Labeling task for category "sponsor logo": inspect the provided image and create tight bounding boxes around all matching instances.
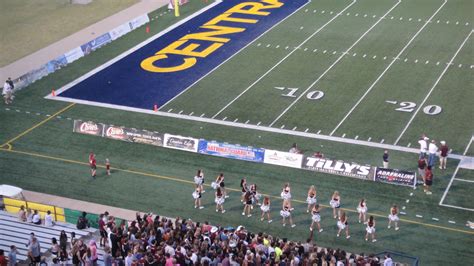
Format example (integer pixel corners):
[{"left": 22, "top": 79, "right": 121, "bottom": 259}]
[
  {"left": 198, "top": 141, "right": 264, "bottom": 162},
  {"left": 375, "top": 168, "right": 415, "bottom": 187},
  {"left": 79, "top": 122, "right": 101, "bottom": 135},
  {"left": 167, "top": 137, "right": 195, "bottom": 148},
  {"left": 105, "top": 126, "right": 126, "bottom": 139},
  {"left": 263, "top": 149, "right": 303, "bottom": 168},
  {"left": 304, "top": 157, "right": 371, "bottom": 179}
]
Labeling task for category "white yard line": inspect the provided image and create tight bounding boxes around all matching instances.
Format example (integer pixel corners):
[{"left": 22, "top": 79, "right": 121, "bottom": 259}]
[
  {"left": 439, "top": 136, "right": 473, "bottom": 210},
  {"left": 329, "top": 0, "right": 448, "bottom": 136},
  {"left": 438, "top": 204, "right": 474, "bottom": 212},
  {"left": 49, "top": 94, "right": 471, "bottom": 162},
  {"left": 211, "top": 0, "right": 357, "bottom": 119},
  {"left": 394, "top": 30, "right": 473, "bottom": 145},
  {"left": 159, "top": 0, "right": 312, "bottom": 110},
  {"left": 453, "top": 178, "right": 474, "bottom": 183},
  {"left": 269, "top": 0, "right": 402, "bottom": 127}
]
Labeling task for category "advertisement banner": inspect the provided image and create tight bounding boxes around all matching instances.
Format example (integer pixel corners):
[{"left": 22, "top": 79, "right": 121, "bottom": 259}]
[
  {"left": 80, "top": 33, "right": 112, "bottom": 55},
  {"left": 303, "top": 157, "right": 372, "bottom": 180},
  {"left": 198, "top": 140, "right": 264, "bottom": 162},
  {"left": 73, "top": 120, "right": 104, "bottom": 137},
  {"left": 129, "top": 14, "right": 149, "bottom": 30},
  {"left": 263, "top": 150, "right": 303, "bottom": 169},
  {"left": 109, "top": 23, "right": 132, "bottom": 40},
  {"left": 103, "top": 125, "right": 163, "bottom": 146},
  {"left": 64, "top": 47, "right": 85, "bottom": 64},
  {"left": 164, "top": 134, "right": 198, "bottom": 152},
  {"left": 46, "top": 55, "right": 68, "bottom": 73},
  {"left": 374, "top": 168, "right": 416, "bottom": 188}
]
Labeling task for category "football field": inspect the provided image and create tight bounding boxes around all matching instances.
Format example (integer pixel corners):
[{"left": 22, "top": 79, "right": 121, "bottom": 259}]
[{"left": 1, "top": 0, "right": 473, "bottom": 265}]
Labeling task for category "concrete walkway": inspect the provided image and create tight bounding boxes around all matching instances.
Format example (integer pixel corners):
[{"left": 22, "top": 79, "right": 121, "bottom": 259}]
[
  {"left": 22, "top": 190, "right": 139, "bottom": 221},
  {"left": 0, "top": 0, "right": 169, "bottom": 82}
]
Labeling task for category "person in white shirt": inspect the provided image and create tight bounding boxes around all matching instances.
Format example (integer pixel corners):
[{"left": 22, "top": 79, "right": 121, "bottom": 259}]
[
  {"left": 44, "top": 210, "right": 55, "bottom": 227},
  {"left": 383, "top": 254, "right": 393, "bottom": 266},
  {"left": 32, "top": 210, "right": 41, "bottom": 225},
  {"left": 428, "top": 140, "right": 438, "bottom": 167},
  {"left": 418, "top": 136, "right": 429, "bottom": 158}
]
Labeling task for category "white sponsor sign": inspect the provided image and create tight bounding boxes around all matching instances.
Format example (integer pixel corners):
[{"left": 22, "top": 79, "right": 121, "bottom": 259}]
[
  {"left": 163, "top": 134, "right": 198, "bottom": 152},
  {"left": 263, "top": 150, "right": 303, "bottom": 168},
  {"left": 303, "top": 157, "right": 372, "bottom": 179},
  {"left": 109, "top": 23, "right": 132, "bottom": 40},
  {"left": 64, "top": 47, "right": 85, "bottom": 64},
  {"left": 129, "top": 14, "right": 150, "bottom": 30}
]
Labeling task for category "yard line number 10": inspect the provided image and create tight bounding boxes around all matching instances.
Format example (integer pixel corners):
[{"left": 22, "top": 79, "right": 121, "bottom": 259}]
[{"left": 275, "top": 87, "right": 325, "bottom": 100}]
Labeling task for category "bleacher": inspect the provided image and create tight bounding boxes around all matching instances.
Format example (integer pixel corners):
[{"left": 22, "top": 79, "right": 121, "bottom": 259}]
[{"left": 0, "top": 210, "right": 97, "bottom": 263}]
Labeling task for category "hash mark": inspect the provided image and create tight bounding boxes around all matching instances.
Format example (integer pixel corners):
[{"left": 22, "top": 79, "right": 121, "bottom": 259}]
[
  {"left": 346, "top": 12, "right": 350, "bottom": 16},
  {"left": 380, "top": 139, "right": 384, "bottom": 144},
  {"left": 400, "top": 211, "right": 406, "bottom": 215},
  {"left": 373, "top": 55, "right": 377, "bottom": 59},
  {"left": 280, "top": 125, "right": 285, "bottom": 129},
  {"left": 178, "top": 110, "right": 183, "bottom": 114},
  {"left": 323, "top": 50, "right": 327, "bottom": 53},
  {"left": 233, "top": 118, "right": 238, "bottom": 122},
  {"left": 407, "top": 143, "right": 411, "bottom": 147},
  {"left": 418, "top": 18, "right": 421, "bottom": 22},
  {"left": 299, "top": 26, "right": 304, "bottom": 30},
  {"left": 458, "top": 64, "right": 462, "bottom": 68},
  {"left": 332, "top": 51, "right": 337, "bottom": 54},
  {"left": 168, "top": 108, "right": 173, "bottom": 112},
  {"left": 266, "top": 44, "right": 271, "bottom": 47},
  {"left": 313, "top": 49, "right": 318, "bottom": 52},
  {"left": 5, "top": 108, "right": 10, "bottom": 111},
  {"left": 383, "top": 56, "right": 387, "bottom": 60},
  {"left": 285, "top": 46, "right": 289, "bottom": 49},
  {"left": 416, "top": 214, "right": 423, "bottom": 218},
  {"left": 222, "top": 116, "right": 227, "bottom": 121},
  {"left": 25, "top": 111, "right": 30, "bottom": 114},
  {"left": 446, "top": 21, "right": 449, "bottom": 24},
  {"left": 466, "top": 22, "right": 469, "bottom": 26},
  {"left": 313, "top": 9, "right": 317, "bottom": 13},
  {"left": 456, "top": 21, "right": 459, "bottom": 25},
  {"left": 432, "top": 218, "right": 439, "bottom": 221},
  {"left": 390, "top": 16, "right": 394, "bottom": 20},
  {"left": 448, "top": 220, "right": 456, "bottom": 224},
  {"left": 276, "top": 45, "right": 280, "bottom": 48},
  {"left": 305, "top": 128, "right": 309, "bottom": 132},
  {"left": 364, "top": 14, "right": 367, "bottom": 17},
  {"left": 404, "top": 58, "right": 408, "bottom": 62},
  {"left": 368, "top": 137, "right": 372, "bottom": 141},
  {"left": 304, "top": 9, "right": 308, "bottom": 12},
  {"left": 353, "top": 53, "right": 357, "bottom": 56},
  {"left": 200, "top": 113, "right": 205, "bottom": 117},
  {"left": 341, "top": 133, "right": 346, "bottom": 138},
  {"left": 414, "top": 59, "right": 418, "bottom": 63},
  {"left": 436, "top": 20, "right": 440, "bottom": 23},
  {"left": 330, "top": 11, "right": 333, "bottom": 14},
  {"left": 304, "top": 48, "right": 308, "bottom": 51},
  {"left": 317, "top": 130, "right": 321, "bottom": 134},
  {"left": 436, "top": 61, "right": 440, "bottom": 65},
  {"left": 425, "top": 60, "right": 429, "bottom": 64},
  {"left": 257, "top": 121, "right": 261, "bottom": 126},
  {"left": 409, "top": 18, "right": 412, "bottom": 21},
  {"left": 363, "top": 54, "right": 367, "bottom": 58},
  {"left": 321, "top": 10, "right": 325, "bottom": 14},
  {"left": 399, "top": 17, "right": 403, "bottom": 20},
  {"left": 355, "top": 135, "right": 359, "bottom": 140},
  {"left": 16, "top": 109, "right": 20, "bottom": 112},
  {"left": 46, "top": 114, "right": 51, "bottom": 117},
  {"left": 257, "top": 43, "right": 261, "bottom": 46},
  {"left": 189, "top": 112, "right": 194, "bottom": 116},
  {"left": 373, "top": 15, "right": 377, "bottom": 18},
  {"left": 56, "top": 116, "right": 62, "bottom": 119},
  {"left": 67, "top": 118, "right": 72, "bottom": 120},
  {"left": 292, "top": 126, "right": 297, "bottom": 131},
  {"left": 245, "top": 120, "right": 250, "bottom": 124},
  {"left": 355, "top": 13, "right": 358, "bottom": 17}
]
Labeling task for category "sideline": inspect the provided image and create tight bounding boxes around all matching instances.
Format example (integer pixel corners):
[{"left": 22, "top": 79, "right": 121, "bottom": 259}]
[
  {"left": 1, "top": 147, "right": 473, "bottom": 235},
  {"left": 1, "top": 103, "right": 75, "bottom": 148}
]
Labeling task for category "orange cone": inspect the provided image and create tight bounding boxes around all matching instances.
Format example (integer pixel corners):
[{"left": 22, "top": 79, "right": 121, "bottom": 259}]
[
  {"left": 52, "top": 89, "right": 56, "bottom": 97},
  {"left": 146, "top": 25, "right": 150, "bottom": 33},
  {"left": 154, "top": 104, "right": 158, "bottom": 112}
]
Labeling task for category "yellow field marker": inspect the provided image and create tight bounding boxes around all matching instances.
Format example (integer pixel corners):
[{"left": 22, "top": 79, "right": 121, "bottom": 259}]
[
  {"left": 1, "top": 103, "right": 75, "bottom": 147},
  {"left": 0, "top": 147, "right": 473, "bottom": 235}
]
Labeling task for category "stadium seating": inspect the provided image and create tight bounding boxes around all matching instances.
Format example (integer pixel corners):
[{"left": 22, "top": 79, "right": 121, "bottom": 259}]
[{"left": 0, "top": 210, "right": 96, "bottom": 263}]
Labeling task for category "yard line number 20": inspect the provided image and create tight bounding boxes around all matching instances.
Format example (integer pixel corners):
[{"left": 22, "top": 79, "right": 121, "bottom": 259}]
[{"left": 387, "top": 101, "right": 442, "bottom": 115}]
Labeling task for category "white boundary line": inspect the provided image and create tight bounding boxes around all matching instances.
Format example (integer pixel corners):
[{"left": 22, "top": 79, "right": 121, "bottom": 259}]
[
  {"left": 453, "top": 178, "right": 474, "bottom": 183},
  {"left": 394, "top": 29, "right": 474, "bottom": 144},
  {"left": 269, "top": 0, "right": 402, "bottom": 126},
  {"left": 47, "top": 94, "right": 472, "bottom": 162},
  {"left": 439, "top": 136, "right": 473, "bottom": 211},
  {"left": 329, "top": 0, "right": 448, "bottom": 136},
  {"left": 159, "top": 0, "right": 312, "bottom": 110},
  {"left": 211, "top": 0, "right": 358, "bottom": 119},
  {"left": 45, "top": 0, "right": 222, "bottom": 97}
]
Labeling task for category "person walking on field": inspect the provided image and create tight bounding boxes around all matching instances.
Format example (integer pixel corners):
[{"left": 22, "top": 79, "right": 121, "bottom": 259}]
[
  {"left": 439, "top": 141, "right": 449, "bottom": 170},
  {"left": 2, "top": 78, "right": 14, "bottom": 105},
  {"left": 428, "top": 140, "right": 438, "bottom": 167},
  {"left": 89, "top": 153, "right": 96, "bottom": 178},
  {"left": 382, "top": 150, "right": 389, "bottom": 168}
]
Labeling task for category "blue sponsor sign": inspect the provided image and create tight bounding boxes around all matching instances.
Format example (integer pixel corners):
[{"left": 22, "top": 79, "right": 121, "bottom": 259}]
[
  {"left": 198, "top": 140, "right": 264, "bottom": 162},
  {"left": 58, "top": 0, "right": 309, "bottom": 109},
  {"left": 80, "top": 32, "right": 112, "bottom": 55},
  {"left": 46, "top": 55, "right": 68, "bottom": 73}
]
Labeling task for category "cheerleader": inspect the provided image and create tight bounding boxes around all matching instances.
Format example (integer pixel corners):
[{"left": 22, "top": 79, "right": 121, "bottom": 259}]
[
  {"left": 306, "top": 185, "right": 317, "bottom": 213},
  {"left": 194, "top": 169, "right": 205, "bottom": 193},
  {"left": 365, "top": 216, "right": 376, "bottom": 242},
  {"left": 242, "top": 191, "right": 253, "bottom": 217},
  {"left": 329, "top": 191, "right": 341, "bottom": 219},
  {"left": 250, "top": 184, "right": 261, "bottom": 208},
  {"left": 280, "top": 201, "right": 295, "bottom": 228},
  {"left": 217, "top": 173, "right": 228, "bottom": 198},
  {"left": 336, "top": 211, "right": 350, "bottom": 239},
  {"left": 388, "top": 205, "right": 400, "bottom": 230},
  {"left": 310, "top": 204, "right": 323, "bottom": 233},
  {"left": 240, "top": 177, "right": 248, "bottom": 202},
  {"left": 215, "top": 187, "right": 225, "bottom": 213},
  {"left": 260, "top": 197, "right": 272, "bottom": 223},
  {"left": 192, "top": 187, "right": 204, "bottom": 209},
  {"left": 357, "top": 199, "right": 368, "bottom": 224},
  {"left": 281, "top": 183, "right": 292, "bottom": 210}
]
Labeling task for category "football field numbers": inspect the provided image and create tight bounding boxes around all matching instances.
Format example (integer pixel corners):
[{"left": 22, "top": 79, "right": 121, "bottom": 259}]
[
  {"left": 276, "top": 87, "right": 325, "bottom": 101},
  {"left": 386, "top": 100, "right": 442, "bottom": 115}
]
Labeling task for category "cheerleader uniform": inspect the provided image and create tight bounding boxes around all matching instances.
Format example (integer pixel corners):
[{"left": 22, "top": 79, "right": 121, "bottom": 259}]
[
  {"left": 280, "top": 206, "right": 291, "bottom": 218},
  {"left": 311, "top": 210, "right": 321, "bottom": 223},
  {"left": 306, "top": 194, "right": 317, "bottom": 205},
  {"left": 194, "top": 175, "right": 203, "bottom": 186},
  {"left": 215, "top": 195, "right": 225, "bottom": 205},
  {"left": 388, "top": 208, "right": 399, "bottom": 222},
  {"left": 357, "top": 202, "right": 367, "bottom": 214},
  {"left": 366, "top": 220, "right": 375, "bottom": 234},
  {"left": 192, "top": 190, "right": 201, "bottom": 199},
  {"left": 281, "top": 189, "right": 292, "bottom": 200},
  {"left": 260, "top": 203, "right": 270, "bottom": 213},
  {"left": 330, "top": 197, "right": 340, "bottom": 208},
  {"left": 337, "top": 218, "right": 347, "bottom": 230}
]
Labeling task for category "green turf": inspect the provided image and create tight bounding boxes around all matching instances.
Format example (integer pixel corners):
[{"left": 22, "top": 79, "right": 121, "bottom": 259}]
[
  {"left": 1, "top": 0, "right": 473, "bottom": 265},
  {"left": 0, "top": 0, "right": 139, "bottom": 67},
  {"left": 443, "top": 179, "right": 474, "bottom": 209}
]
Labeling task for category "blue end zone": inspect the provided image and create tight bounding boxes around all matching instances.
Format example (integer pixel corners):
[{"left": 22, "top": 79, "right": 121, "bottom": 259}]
[{"left": 58, "top": 0, "right": 308, "bottom": 110}]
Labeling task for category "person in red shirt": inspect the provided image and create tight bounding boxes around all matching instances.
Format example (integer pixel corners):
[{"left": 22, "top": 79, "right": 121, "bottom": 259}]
[
  {"left": 439, "top": 141, "right": 449, "bottom": 170},
  {"left": 424, "top": 166, "right": 433, "bottom": 195},
  {"left": 89, "top": 153, "right": 96, "bottom": 178},
  {"left": 105, "top": 158, "right": 111, "bottom": 175},
  {"left": 418, "top": 156, "right": 427, "bottom": 184}
]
